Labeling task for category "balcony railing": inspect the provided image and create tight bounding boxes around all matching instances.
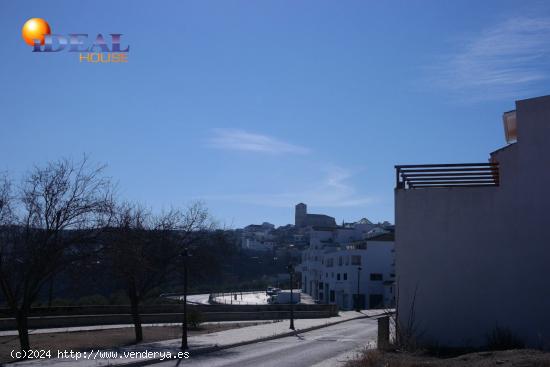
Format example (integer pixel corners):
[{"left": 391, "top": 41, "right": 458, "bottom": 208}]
[{"left": 395, "top": 163, "right": 499, "bottom": 189}]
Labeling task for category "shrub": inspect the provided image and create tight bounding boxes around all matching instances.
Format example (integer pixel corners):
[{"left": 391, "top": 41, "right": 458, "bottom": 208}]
[
  {"left": 76, "top": 294, "right": 110, "bottom": 306},
  {"left": 109, "top": 290, "right": 130, "bottom": 305},
  {"left": 344, "top": 349, "right": 406, "bottom": 367},
  {"left": 51, "top": 298, "right": 74, "bottom": 306},
  {"left": 187, "top": 309, "right": 203, "bottom": 330},
  {"left": 486, "top": 326, "right": 525, "bottom": 350}
]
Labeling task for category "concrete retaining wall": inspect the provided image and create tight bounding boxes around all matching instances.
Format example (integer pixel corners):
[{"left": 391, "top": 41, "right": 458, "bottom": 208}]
[{"left": 0, "top": 304, "right": 338, "bottom": 330}]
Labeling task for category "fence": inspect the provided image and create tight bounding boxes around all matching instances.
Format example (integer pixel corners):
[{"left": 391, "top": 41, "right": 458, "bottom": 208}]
[{"left": 395, "top": 163, "right": 499, "bottom": 189}]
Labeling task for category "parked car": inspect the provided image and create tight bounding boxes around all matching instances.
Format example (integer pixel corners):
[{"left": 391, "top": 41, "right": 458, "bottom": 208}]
[
  {"left": 266, "top": 287, "right": 281, "bottom": 296},
  {"left": 268, "top": 291, "right": 300, "bottom": 304}
]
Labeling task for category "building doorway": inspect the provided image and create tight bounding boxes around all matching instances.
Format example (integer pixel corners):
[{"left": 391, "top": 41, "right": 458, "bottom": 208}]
[
  {"left": 369, "top": 294, "right": 384, "bottom": 309},
  {"left": 353, "top": 294, "right": 365, "bottom": 309}
]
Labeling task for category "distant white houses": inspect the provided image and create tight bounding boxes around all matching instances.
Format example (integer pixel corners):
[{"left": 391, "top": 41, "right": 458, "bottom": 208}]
[
  {"left": 239, "top": 203, "right": 337, "bottom": 252},
  {"left": 298, "top": 220, "right": 395, "bottom": 310},
  {"left": 241, "top": 222, "right": 276, "bottom": 252},
  {"left": 238, "top": 205, "right": 395, "bottom": 311},
  {"left": 396, "top": 95, "right": 550, "bottom": 349}
]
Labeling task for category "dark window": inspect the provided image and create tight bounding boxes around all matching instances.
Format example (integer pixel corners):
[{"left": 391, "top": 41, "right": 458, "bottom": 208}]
[
  {"left": 343, "top": 273, "right": 347, "bottom": 280},
  {"left": 370, "top": 273, "right": 383, "bottom": 281},
  {"left": 337, "top": 273, "right": 341, "bottom": 280},
  {"left": 330, "top": 290, "right": 335, "bottom": 302}
]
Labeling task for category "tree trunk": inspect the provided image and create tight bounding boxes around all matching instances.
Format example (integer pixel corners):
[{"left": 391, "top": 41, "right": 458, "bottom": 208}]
[
  {"left": 47, "top": 276, "right": 54, "bottom": 308},
  {"left": 16, "top": 308, "right": 30, "bottom": 356},
  {"left": 129, "top": 286, "right": 143, "bottom": 342}
]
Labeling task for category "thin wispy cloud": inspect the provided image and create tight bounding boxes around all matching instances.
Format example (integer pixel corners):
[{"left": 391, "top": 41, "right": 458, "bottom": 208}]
[
  {"left": 201, "top": 166, "right": 374, "bottom": 208},
  {"left": 431, "top": 16, "right": 550, "bottom": 101},
  {"left": 208, "top": 129, "right": 309, "bottom": 155}
]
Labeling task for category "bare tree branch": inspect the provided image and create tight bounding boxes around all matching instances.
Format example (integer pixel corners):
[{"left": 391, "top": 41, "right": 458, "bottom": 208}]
[{"left": 0, "top": 157, "right": 114, "bottom": 355}]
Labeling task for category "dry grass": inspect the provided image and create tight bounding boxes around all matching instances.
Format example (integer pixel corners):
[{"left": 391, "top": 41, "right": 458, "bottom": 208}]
[
  {"left": 345, "top": 349, "right": 550, "bottom": 367},
  {"left": 0, "top": 322, "right": 266, "bottom": 364}
]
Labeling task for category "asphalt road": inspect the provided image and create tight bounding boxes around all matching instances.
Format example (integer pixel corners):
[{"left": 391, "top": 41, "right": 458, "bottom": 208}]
[
  {"left": 156, "top": 318, "right": 377, "bottom": 367},
  {"left": 185, "top": 294, "right": 211, "bottom": 304}
]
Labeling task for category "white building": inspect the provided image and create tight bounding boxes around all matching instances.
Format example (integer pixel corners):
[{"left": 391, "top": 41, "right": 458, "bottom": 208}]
[
  {"left": 396, "top": 95, "right": 550, "bottom": 349},
  {"left": 299, "top": 222, "right": 395, "bottom": 310},
  {"left": 241, "top": 222, "right": 276, "bottom": 252},
  {"left": 241, "top": 237, "right": 275, "bottom": 252}
]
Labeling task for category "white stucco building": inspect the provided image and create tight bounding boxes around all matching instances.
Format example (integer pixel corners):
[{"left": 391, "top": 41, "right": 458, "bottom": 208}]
[
  {"left": 299, "top": 222, "right": 395, "bottom": 310},
  {"left": 396, "top": 95, "right": 550, "bottom": 349},
  {"left": 241, "top": 222, "right": 276, "bottom": 252}
]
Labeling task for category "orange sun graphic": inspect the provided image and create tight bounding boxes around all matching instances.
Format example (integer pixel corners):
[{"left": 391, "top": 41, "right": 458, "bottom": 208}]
[{"left": 22, "top": 18, "right": 51, "bottom": 46}]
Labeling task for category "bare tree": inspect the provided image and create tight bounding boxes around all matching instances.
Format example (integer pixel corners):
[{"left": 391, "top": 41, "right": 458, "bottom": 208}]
[
  {"left": 108, "top": 203, "right": 158, "bottom": 343},
  {"left": 106, "top": 201, "right": 212, "bottom": 343},
  {"left": 0, "top": 173, "right": 13, "bottom": 225},
  {"left": 176, "top": 201, "right": 214, "bottom": 249},
  {"left": 0, "top": 158, "right": 114, "bottom": 355}
]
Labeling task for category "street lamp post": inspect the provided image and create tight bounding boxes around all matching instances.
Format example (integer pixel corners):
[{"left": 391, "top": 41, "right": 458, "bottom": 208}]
[
  {"left": 355, "top": 266, "right": 362, "bottom": 312},
  {"left": 287, "top": 263, "right": 295, "bottom": 330},
  {"left": 181, "top": 248, "right": 189, "bottom": 350}
]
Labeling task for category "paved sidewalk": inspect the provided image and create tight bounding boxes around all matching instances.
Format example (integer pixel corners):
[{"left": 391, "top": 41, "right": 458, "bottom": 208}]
[
  {"left": 10, "top": 309, "right": 391, "bottom": 367},
  {"left": 0, "top": 321, "right": 269, "bottom": 337}
]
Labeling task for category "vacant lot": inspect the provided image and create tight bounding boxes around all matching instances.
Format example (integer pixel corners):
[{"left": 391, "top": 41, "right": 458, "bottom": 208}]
[
  {"left": 346, "top": 349, "right": 550, "bottom": 367},
  {"left": 1, "top": 322, "right": 265, "bottom": 364}
]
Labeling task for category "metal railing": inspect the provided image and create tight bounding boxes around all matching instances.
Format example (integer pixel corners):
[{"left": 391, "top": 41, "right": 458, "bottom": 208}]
[{"left": 395, "top": 163, "right": 499, "bottom": 189}]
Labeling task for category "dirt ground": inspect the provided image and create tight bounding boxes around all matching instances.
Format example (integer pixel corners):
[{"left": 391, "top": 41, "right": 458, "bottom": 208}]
[
  {"left": 345, "top": 349, "right": 550, "bottom": 367},
  {"left": 0, "top": 322, "right": 266, "bottom": 364}
]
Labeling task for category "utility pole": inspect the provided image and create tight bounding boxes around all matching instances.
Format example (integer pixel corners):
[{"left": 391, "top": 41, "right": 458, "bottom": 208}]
[
  {"left": 181, "top": 247, "right": 189, "bottom": 350},
  {"left": 288, "top": 263, "right": 295, "bottom": 330},
  {"left": 356, "top": 266, "right": 362, "bottom": 312}
]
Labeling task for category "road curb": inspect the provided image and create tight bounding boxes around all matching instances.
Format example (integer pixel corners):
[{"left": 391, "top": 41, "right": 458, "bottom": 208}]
[{"left": 115, "top": 312, "right": 377, "bottom": 367}]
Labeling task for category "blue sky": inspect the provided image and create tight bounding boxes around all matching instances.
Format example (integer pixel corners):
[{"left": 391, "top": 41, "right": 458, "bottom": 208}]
[{"left": 1, "top": 1, "right": 550, "bottom": 227}]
